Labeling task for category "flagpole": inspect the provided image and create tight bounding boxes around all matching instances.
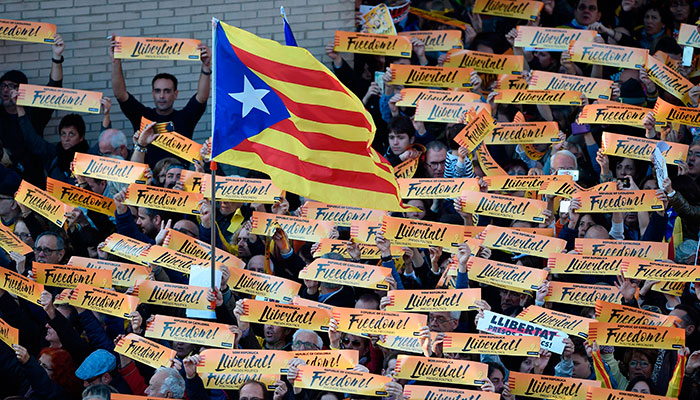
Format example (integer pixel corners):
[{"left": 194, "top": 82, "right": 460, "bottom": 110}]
[{"left": 210, "top": 18, "right": 218, "bottom": 312}]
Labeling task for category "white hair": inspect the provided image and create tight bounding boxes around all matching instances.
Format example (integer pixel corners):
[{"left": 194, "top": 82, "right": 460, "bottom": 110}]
[
  {"left": 156, "top": 367, "right": 185, "bottom": 398},
  {"left": 98, "top": 129, "right": 128, "bottom": 150},
  {"left": 552, "top": 149, "right": 578, "bottom": 170},
  {"left": 293, "top": 329, "right": 323, "bottom": 349},
  {"left": 450, "top": 311, "right": 461, "bottom": 320}
]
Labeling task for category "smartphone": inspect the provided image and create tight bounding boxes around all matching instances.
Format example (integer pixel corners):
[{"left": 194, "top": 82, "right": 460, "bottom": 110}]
[
  {"left": 559, "top": 200, "right": 571, "bottom": 213},
  {"left": 374, "top": 71, "right": 385, "bottom": 95},
  {"left": 683, "top": 46, "right": 693, "bottom": 67},
  {"left": 618, "top": 177, "right": 630, "bottom": 189},
  {"left": 557, "top": 169, "right": 579, "bottom": 182}
]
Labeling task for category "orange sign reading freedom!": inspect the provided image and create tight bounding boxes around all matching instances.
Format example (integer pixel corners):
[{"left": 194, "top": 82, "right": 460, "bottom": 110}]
[
  {"left": 15, "top": 180, "right": 72, "bottom": 228},
  {"left": 69, "top": 283, "right": 138, "bottom": 319},
  {"left": 146, "top": 314, "right": 237, "bottom": 348},
  {"left": 300, "top": 258, "right": 391, "bottom": 290},
  {"left": 0, "top": 19, "right": 56, "bottom": 43},
  {"left": 334, "top": 31, "right": 412, "bottom": 57},
  {"left": 588, "top": 322, "right": 685, "bottom": 349},
  {"left": 115, "top": 333, "right": 176, "bottom": 369},
  {"left": 46, "top": 177, "right": 115, "bottom": 216},
  {"left": 33, "top": 263, "right": 112, "bottom": 289},
  {"left": 17, "top": 84, "right": 102, "bottom": 114},
  {"left": 67, "top": 257, "right": 149, "bottom": 288},
  {"left": 333, "top": 307, "right": 427, "bottom": 336},
  {"left": 124, "top": 184, "right": 203, "bottom": 215}
]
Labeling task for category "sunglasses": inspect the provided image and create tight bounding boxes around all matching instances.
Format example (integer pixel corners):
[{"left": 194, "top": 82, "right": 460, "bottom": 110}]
[{"left": 342, "top": 337, "right": 363, "bottom": 347}]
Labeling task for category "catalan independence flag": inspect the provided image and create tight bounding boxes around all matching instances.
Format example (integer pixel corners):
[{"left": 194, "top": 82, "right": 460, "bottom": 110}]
[{"left": 211, "top": 19, "right": 409, "bottom": 211}]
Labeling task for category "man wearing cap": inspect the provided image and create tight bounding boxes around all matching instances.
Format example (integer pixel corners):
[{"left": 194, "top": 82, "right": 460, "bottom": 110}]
[
  {"left": 0, "top": 34, "right": 65, "bottom": 186},
  {"left": 109, "top": 34, "right": 210, "bottom": 169},
  {"left": 76, "top": 349, "right": 131, "bottom": 394}
]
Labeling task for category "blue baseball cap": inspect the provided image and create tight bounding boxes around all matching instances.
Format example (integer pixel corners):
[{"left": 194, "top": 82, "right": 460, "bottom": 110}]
[{"left": 75, "top": 349, "right": 116, "bottom": 380}]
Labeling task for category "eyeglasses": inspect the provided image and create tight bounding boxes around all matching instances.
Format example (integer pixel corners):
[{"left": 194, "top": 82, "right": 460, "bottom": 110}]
[
  {"left": 629, "top": 360, "right": 650, "bottom": 368},
  {"left": 292, "top": 340, "right": 320, "bottom": 350},
  {"left": 34, "top": 247, "right": 62, "bottom": 255},
  {"left": 578, "top": 3, "right": 597, "bottom": 10},
  {"left": 0, "top": 82, "right": 19, "bottom": 91},
  {"left": 427, "top": 160, "right": 446, "bottom": 169},
  {"left": 15, "top": 232, "right": 31, "bottom": 240},
  {"left": 429, "top": 315, "right": 456, "bottom": 325},
  {"left": 342, "top": 337, "right": 363, "bottom": 347}
]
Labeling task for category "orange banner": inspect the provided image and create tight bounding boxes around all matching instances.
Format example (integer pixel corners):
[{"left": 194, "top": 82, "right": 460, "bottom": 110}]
[
  {"left": 575, "top": 238, "right": 668, "bottom": 260},
  {"left": 394, "top": 355, "right": 488, "bottom": 385},
  {"left": 115, "top": 333, "right": 176, "bottom": 369},
  {"left": 652, "top": 280, "right": 685, "bottom": 296},
  {"left": 333, "top": 307, "right": 427, "bottom": 336},
  {"left": 17, "top": 84, "right": 102, "bottom": 114},
  {"left": 486, "top": 121, "right": 560, "bottom": 144},
  {"left": 113, "top": 36, "right": 201, "bottom": 61},
  {"left": 291, "top": 350, "right": 357, "bottom": 370},
  {"left": 294, "top": 365, "right": 392, "bottom": 396},
  {"left": 312, "top": 238, "right": 402, "bottom": 259},
  {"left": 442, "top": 332, "right": 540, "bottom": 356},
  {"left": 623, "top": 258, "right": 700, "bottom": 282},
  {"left": 494, "top": 89, "right": 583, "bottom": 105},
  {"left": 404, "top": 385, "right": 500, "bottom": 400},
  {"left": 588, "top": 322, "right": 685, "bottom": 349},
  {"left": 0, "top": 317, "right": 18, "bottom": 348},
  {"left": 389, "top": 64, "right": 474, "bottom": 88},
  {"left": 467, "top": 256, "right": 547, "bottom": 293},
  {"left": 240, "top": 299, "right": 331, "bottom": 331},
  {"left": 228, "top": 267, "right": 300, "bottom": 302},
  {"left": 46, "top": 177, "right": 115, "bottom": 216},
  {"left": 476, "top": 144, "right": 507, "bottom": 176},
  {"left": 251, "top": 211, "right": 333, "bottom": 242},
  {"left": 393, "top": 155, "right": 420, "bottom": 179},
  {"left": 381, "top": 215, "right": 466, "bottom": 249},
  {"left": 678, "top": 23, "right": 700, "bottom": 48},
  {"left": 399, "top": 30, "right": 463, "bottom": 51},
  {"left": 508, "top": 371, "right": 600, "bottom": 400},
  {"left": 68, "top": 283, "right": 138, "bottom": 319},
  {"left": 386, "top": 288, "right": 480, "bottom": 312},
  {"left": 0, "top": 19, "right": 55, "bottom": 43},
  {"left": 72, "top": 153, "right": 148, "bottom": 184},
  {"left": 444, "top": 49, "right": 524, "bottom": 75},
  {"left": 200, "top": 176, "right": 282, "bottom": 203},
  {"left": 0, "top": 223, "right": 32, "bottom": 255},
  {"left": 496, "top": 74, "right": 528, "bottom": 90},
  {"left": 574, "top": 190, "right": 664, "bottom": 213},
  {"left": 0, "top": 266, "right": 43, "bottom": 305},
  {"left": 461, "top": 190, "right": 547, "bottom": 223},
  {"left": 33, "top": 262, "right": 112, "bottom": 289},
  {"left": 473, "top": 0, "right": 544, "bottom": 21},
  {"left": 300, "top": 258, "right": 391, "bottom": 290},
  {"left": 601, "top": 131, "right": 688, "bottom": 165},
  {"left": 163, "top": 228, "right": 244, "bottom": 269},
  {"left": 398, "top": 178, "right": 479, "bottom": 199},
  {"left": 134, "top": 280, "right": 210, "bottom": 310},
  {"left": 546, "top": 281, "right": 624, "bottom": 307},
  {"left": 646, "top": 54, "right": 694, "bottom": 106},
  {"left": 547, "top": 254, "right": 624, "bottom": 275},
  {"left": 414, "top": 100, "right": 489, "bottom": 123},
  {"left": 453, "top": 108, "right": 497, "bottom": 151},
  {"left": 515, "top": 26, "right": 595, "bottom": 51},
  {"left": 152, "top": 130, "right": 203, "bottom": 163},
  {"left": 141, "top": 245, "right": 206, "bottom": 274},
  {"left": 350, "top": 221, "right": 382, "bottom": 244},
  {"left": 53, "top": 289, "right": 71, "bottom": 305},
  {"left": 409, "top": 8, "right": 469, "bottom": 30},
  {"left": 479, "top": 225, "right": 566, "bottom": 258},
  {"left": 15, "top": 180, "right": 72, "bottom": 228},
  {"left": 179, "top": 169, "right": 208, "bottom": 192},
  {"left": 577, "top": 103, "right": 659, "bottom": 128},
  {"left": 653, "top": 96, "right": 700, "bottom": 127},
  {"left": 595, "top": 300, "right": 680, "bottom": 327},
  {"left": 198, "top": 349, "right": 292, "bottom": 374},
  {"left": 397, "top": 88, "right": 481, "bottom": 107},
  {"left": 334, "top": 31, "right": 411, "bottom": 57},
  {"left": 300, "top": 201, "right": 387, "bottom": 228},
  {"left": 569, "top": 41, "right": 647, "bottom": 69},
  {"left": 518, "top": 305, "right": 594, "bottom": 339},
  {"left": 484, "top": 175, "right": 560, "bottom": 191},
  {"left": 587, "top": 387, "right": 676, "bottom": 400},
  {"left": 377, "top": 334, "right": 432, "bottom": 354},
  {"left": 529, "top": 70, "right": 612, "bottom": 99},
  {"left": 145, "top": 314, "right": 236, "bottom": 348},
  {"left": 102, "top": 233, "right": 151, "bottom": 265},
  {"left": 199, "top": 373, "right": 279, "bottom": 390},
  {"left": 124, "top": 184, "right": 203, "bottom": 215}
]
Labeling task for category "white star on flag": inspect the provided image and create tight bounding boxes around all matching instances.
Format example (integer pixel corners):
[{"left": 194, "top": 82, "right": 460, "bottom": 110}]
[{"left": 228, "top": 75, "right": 270, "bottom": 118}]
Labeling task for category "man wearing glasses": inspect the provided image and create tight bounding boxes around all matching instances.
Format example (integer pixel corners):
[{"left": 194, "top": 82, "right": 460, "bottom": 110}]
[
  {"left": 421, "top": 141, "right": 448, "bottom": 179},
  {"left": 33, "top": 232, "right": 66, "bottom": 265}
]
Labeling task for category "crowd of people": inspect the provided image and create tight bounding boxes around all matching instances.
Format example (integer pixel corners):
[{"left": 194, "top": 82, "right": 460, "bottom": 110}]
[{"left": 1, "top": 0, "right": 700, "bottom": 399}]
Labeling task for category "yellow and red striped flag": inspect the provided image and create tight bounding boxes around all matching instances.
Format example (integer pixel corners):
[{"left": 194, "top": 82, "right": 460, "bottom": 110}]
[{"left": 211, "top": 19, "right": 410, "bottom": 211}]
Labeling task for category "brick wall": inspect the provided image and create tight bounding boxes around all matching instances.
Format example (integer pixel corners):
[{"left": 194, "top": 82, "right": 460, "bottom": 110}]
[{"left": 0, "top": 0, "right": 355, "bottom": 144}]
